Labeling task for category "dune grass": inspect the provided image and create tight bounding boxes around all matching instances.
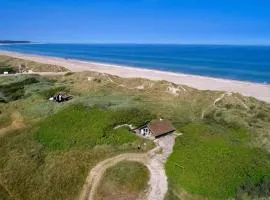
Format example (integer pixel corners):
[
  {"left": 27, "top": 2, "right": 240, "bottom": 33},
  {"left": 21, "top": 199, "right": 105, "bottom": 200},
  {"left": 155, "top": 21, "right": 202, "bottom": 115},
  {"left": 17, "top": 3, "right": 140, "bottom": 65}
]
[
  {"left": 0, "top": 77, "right": 39, "bottom": 103},
  {"left": 166, "top": 123, "right": 270, "bottom": 199},
  {"left": 35, "top": 104, "right": 154, "bottom": 151},
  {"left": 0, "top": 104, "right": 154, "bottom": 200},
  {"left": 0, "top": 112, "right": 11, "bottom": 129},
  {"left": 96, "top": 161, "right": 149, "bottom": 200},
  {"left": 0, "top": 128, "right": 117, "bottom": 200},
  {"left": 0, "top": 55, "right": 68, "bottom": 72}
]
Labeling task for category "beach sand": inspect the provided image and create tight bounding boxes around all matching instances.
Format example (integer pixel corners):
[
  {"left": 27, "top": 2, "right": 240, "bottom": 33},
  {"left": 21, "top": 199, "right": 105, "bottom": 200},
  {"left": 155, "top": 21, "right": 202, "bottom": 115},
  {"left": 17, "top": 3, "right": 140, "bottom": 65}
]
[{"left": 1, "top": 50, "right": 270, "bottom": 103}]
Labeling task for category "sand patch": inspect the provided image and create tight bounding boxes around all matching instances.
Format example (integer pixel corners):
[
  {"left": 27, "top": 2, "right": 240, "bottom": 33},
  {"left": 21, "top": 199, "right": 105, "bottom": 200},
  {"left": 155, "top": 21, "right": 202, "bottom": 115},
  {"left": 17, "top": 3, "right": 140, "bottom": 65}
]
[{"left": 167, "top": 83, "right": 186, "bottom": 96}]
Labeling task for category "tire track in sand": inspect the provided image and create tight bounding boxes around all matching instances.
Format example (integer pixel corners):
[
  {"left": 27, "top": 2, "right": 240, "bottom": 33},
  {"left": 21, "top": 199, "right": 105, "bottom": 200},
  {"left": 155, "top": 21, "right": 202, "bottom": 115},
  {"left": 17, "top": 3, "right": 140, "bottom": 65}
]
[{"left": 78, "top": 135, "right": 176, "bottom": 200}]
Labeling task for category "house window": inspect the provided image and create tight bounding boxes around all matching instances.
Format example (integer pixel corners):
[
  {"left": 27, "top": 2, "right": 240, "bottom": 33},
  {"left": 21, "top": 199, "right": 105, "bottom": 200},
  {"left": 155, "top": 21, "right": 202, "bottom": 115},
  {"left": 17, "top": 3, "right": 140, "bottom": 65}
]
[{"left": 140, "top": 127, "right": 149, "bottom": 136}]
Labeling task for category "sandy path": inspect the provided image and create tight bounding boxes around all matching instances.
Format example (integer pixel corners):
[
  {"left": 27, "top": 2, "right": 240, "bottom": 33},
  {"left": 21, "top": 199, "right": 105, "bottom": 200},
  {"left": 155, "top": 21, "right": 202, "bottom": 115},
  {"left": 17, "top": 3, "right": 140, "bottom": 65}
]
[
  {"left": 78, "top": 135, "right": 176, "bottom": 200},
  {"left": 146, "top": 135, "right": 176, "bottom": 200},
  {"left": 78, "top": 153, "right": 147, "bottom": 200},
  {"left": 1, "top": 51, "right": 270, "bottom": 103}
]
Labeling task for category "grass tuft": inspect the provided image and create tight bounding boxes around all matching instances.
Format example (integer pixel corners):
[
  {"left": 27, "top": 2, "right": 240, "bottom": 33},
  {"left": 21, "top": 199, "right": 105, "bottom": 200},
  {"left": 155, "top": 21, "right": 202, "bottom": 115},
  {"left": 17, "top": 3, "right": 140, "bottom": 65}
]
[
  {"left": 96, "top": 161, "right": 149, "bottom": 200},
  {"left": 0, "top": 77, "right": 39, "bottom": 103}
]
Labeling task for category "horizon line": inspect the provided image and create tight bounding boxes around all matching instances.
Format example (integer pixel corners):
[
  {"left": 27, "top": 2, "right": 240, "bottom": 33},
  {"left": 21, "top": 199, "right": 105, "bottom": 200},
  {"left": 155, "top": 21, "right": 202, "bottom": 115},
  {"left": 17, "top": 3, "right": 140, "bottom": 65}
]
[{"left": 4, "top": 41, "right": 270, "bottom": 47}]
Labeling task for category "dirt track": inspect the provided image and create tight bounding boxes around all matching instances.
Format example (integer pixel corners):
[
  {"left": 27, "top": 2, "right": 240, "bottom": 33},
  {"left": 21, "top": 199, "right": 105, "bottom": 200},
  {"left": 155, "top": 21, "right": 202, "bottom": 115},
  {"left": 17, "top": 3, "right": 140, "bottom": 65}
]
[{"left": 78, "top": 135, "right": 176, "bottom": 200}]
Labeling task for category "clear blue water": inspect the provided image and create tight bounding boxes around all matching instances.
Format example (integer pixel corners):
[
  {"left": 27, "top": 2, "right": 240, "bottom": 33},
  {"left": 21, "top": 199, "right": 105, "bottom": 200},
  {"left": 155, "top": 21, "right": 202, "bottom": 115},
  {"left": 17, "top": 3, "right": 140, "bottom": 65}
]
[{"left": 1, "top": 44, "right": 270, "bottom": 83}]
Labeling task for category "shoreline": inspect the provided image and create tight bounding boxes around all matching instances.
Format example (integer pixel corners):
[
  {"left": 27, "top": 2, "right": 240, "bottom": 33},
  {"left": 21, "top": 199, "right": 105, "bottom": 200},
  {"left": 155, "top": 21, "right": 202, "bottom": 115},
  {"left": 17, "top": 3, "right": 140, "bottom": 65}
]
[{"left": 1, "top": 50, "right": 270, "bottom": 103}]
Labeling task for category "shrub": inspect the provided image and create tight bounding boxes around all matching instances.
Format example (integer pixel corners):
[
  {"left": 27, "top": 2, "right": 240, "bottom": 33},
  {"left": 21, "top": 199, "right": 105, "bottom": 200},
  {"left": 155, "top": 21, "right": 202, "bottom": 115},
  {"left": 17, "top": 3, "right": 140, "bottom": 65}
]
[
  {"left": 40, "top": 86, "right": 67, "bottom": 98},
  {"left": 237, "top": 176, "right": 270, "bottom": 198},
  {"left": 0, "top": 66, "right": 16, "bottom": 74},
  {"left": 0, "top": 77, "right": 39, "bottom": 102},
  {"left": 64, "top": 72, "right": 74, "bottom": 76},
  {"left": 111, "top": 108, "right": 155, "bottom": 127}
]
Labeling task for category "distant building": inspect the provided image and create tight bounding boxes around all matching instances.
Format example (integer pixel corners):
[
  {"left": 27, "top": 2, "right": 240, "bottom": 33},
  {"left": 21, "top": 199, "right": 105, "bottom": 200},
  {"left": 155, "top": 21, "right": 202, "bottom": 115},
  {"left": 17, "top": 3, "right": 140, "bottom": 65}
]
[
  {"left": 49, "top": 92, "right": 72, "bottom": 103},
  {"left": 132, "top": 119, "right": 175, "bottom": 138}
]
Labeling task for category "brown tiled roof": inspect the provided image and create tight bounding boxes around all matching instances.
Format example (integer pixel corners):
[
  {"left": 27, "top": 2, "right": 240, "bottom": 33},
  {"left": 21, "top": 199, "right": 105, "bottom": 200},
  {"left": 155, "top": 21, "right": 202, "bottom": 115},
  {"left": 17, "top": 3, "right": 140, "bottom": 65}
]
[{"left": 147, "top": 119, "right": 175, "bottom": 137}]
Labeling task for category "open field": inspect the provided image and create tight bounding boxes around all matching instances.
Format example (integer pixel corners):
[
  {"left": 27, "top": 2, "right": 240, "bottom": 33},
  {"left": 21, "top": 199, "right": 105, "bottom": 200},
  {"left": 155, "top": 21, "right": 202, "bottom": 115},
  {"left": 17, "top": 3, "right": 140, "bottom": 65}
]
[{"left": 0, "top": 56, "right": 270, "bottom": 199}]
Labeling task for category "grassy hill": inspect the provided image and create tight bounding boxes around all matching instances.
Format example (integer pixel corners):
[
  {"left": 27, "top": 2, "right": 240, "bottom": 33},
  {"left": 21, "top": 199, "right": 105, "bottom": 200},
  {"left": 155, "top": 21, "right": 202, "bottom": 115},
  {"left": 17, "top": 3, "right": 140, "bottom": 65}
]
[{"left": 0, "top": 56, "right": 270, "bottom": 199}]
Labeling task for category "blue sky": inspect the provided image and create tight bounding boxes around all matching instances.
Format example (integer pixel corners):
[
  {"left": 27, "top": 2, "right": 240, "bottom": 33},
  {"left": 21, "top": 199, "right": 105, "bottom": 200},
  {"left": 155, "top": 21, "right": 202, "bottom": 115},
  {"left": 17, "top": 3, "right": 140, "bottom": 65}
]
[{"left": 1, "top": 0, "right": 270, "bottom": 44}]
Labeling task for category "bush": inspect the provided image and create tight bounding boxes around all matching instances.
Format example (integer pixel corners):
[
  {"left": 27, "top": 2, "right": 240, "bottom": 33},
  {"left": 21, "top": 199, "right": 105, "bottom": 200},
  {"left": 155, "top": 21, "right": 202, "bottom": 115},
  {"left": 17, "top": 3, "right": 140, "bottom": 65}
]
[
  {"left": 0, "top": 77, "right": 39, "bottom": 102},
  {"left": 111, "top": 108, "right": 155, "bottom": 127},
  {"left": 40, "top": 86, "right": 67, "bottom": 98},
  {"left": 256, "top": 111, "right": 270, "bottom": 121},
  {"left": 64, "top": 72, "right": 74, "bottom": 76},
  {"left": 0, "top": 66, "right": 16, "bottom": 74},
  {"left": 237, "top": 176, "right": 270, "bottom": 198}
]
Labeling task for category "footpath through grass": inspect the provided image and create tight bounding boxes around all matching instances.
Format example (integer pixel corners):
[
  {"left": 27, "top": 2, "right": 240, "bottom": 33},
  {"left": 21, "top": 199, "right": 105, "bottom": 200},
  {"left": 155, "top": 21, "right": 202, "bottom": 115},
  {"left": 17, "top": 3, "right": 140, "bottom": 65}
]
[
  {"left": 166, "top": 123, "right": 270, "bottom": 199},
  {"left": 96, "top": 161, "right": 149, "bottom": 200}
]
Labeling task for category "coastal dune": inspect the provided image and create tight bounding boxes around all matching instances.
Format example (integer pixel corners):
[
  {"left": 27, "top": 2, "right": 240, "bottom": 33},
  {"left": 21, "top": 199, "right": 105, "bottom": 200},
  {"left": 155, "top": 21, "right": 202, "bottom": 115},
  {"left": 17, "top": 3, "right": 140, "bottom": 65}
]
[{"left": 1, "top": 50, "right": 270, "bottom": 103}]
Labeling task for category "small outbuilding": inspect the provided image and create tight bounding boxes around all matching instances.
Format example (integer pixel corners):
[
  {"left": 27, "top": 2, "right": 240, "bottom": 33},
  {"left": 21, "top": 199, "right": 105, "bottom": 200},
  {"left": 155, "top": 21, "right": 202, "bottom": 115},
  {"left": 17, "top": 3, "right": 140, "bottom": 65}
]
[
  {"left": 49, "top": 92, "right": 72, "bottom": 103},
  {"left": 132, "top": 119, "right": 175, "bottom": 138}
]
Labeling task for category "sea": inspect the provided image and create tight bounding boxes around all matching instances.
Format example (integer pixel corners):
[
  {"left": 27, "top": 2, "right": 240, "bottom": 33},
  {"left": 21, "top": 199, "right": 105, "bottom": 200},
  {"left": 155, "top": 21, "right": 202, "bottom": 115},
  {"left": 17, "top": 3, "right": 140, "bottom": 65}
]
[{"left": 1, "top": 44, "right": 270, "bottom": 83}]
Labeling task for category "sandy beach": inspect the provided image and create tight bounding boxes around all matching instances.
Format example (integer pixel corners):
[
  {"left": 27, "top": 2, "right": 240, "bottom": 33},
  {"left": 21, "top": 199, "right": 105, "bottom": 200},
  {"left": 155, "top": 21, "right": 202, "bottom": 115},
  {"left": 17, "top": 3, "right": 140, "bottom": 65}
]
[{"left": 1, "top": 50, "right": 270, "bottom": 103}]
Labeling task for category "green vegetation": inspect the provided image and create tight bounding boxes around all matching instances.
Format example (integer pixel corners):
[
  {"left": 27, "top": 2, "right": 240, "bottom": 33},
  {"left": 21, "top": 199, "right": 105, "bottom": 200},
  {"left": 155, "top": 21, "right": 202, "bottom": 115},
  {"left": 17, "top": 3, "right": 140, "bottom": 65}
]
[
  {"left": 1, "top": 128, "right": 114, "bottom": 200},
  {"left": 0, "top": 112, "right": 11, "bottom": 129},
  {"left": 236, "top": 176, "right": 270, "bottom": 199},
  {"left": 166, "top": 123, "right": 270, "bottom": 199},
  {"left": 0, "top": 72, "right": 154, "bottom": 200},
  {"left": 0, "top": 55, "right": 68, "bottom": 72},
  {"left": 0, "top": 77, "right": 39, "bottom": 103},
  {"left": 0, "top": 185, "right": 12, "bottom": 200},
  {"left": 96, "top": 161, "right": 149, "bottom": 200},
  {"left": 40, "top": 86, "right": 67, "bottom": 99},
  {"left": 0, "top": 106, "right": 153, "bottom": 200},
  {"left": 64, "top": 72, "right": 74, "bottom": 76},
  {"left": 0, "top": 66, "right": 16, "bottom": 74},
  {"left": 35, "top": 105, "right": 154, "bottom": 151},
  {"left": 1, "top": 56, "right": 270, "bottom": 200},
  {"left": 204, "top": 93, "right": 270, "bottom": 151}
]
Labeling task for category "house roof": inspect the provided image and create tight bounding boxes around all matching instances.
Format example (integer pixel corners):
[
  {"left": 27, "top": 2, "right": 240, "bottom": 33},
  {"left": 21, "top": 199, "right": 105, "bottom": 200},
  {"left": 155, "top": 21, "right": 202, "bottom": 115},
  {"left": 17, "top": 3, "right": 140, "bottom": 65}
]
[{"left": 147, "top": 119, "right": 175, "bottom": 137}]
